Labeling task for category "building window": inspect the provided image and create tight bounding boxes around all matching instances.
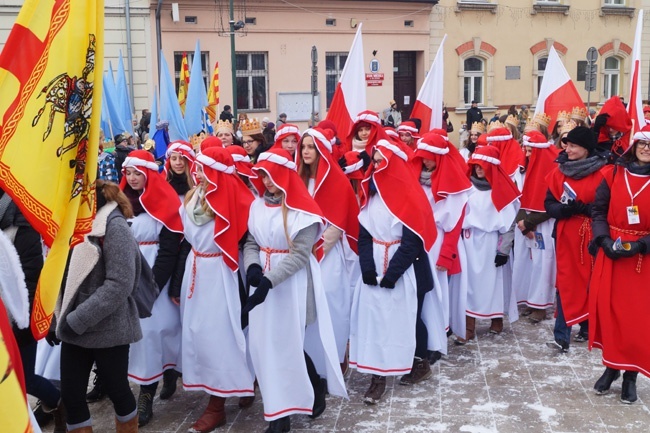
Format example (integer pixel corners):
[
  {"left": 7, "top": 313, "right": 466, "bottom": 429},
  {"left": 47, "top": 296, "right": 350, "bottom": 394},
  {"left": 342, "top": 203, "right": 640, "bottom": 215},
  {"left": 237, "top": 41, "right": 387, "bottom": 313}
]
[
  {"left": 235, "top": 52, "right": 268, "bottom": 111},
  {"left": 326, "top": 52, "right": 347, "bottom": 108},
  {"left": 603, "top": 56, "right": 620, "bottom": 100},
  {"left": 174, "top": 51, "right": 209, "bottom": 92},
  {"left": 604, "top": 0, "right": 625, "bottom": 4},
  {"left": 463, "top": 57, "right": 484, "bottom": 105},
  {"left": 536, "top": 56, "right": 548, "bottom": 96}
]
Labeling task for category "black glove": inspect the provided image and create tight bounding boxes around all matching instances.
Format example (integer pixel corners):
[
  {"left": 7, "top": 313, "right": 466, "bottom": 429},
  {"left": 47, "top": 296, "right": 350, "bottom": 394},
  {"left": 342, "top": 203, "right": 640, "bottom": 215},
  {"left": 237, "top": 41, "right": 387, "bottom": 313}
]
[
  {"left": 358, "top": 151, "right": 371, "bottom": 171},
  {"left": 593, "top": 113, "right": 610, "bottom": 135},
  {"left": 379, "top": 277, "right": 396, "bottom": 289},
  {"left": 246, "top": 264, "right": 264, "bottom": 288},
  {"left": 362, "top": 270, "right": 378, "bottom": 286},
  {"left": 242, "top": 277, "right": 273, "bottom": 314},
  {"left": 600, "top": 237, "right": 620, "bottom": 260},
  {"left": 616, "top": 241, "right": 644, "bottom": 258},
  {"left": 338, "top": 156, "right": 348, "bottom": 171},
  {"left": 494, "top": 253, "right": 509, "bottom": 267},
  {"left": 45, "top": 330, "right": 60, "bottom": 346},
  {"left": 578, "top": 202, "right": 592, "bottom": 217}
]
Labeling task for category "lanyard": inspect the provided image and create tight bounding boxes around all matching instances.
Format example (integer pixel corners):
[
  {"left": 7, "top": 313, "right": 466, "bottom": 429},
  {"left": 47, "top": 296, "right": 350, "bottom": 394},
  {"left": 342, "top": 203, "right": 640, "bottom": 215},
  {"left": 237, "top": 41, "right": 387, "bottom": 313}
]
[{"left": 624, "top": 170, "right": 650, "bottom": 205}]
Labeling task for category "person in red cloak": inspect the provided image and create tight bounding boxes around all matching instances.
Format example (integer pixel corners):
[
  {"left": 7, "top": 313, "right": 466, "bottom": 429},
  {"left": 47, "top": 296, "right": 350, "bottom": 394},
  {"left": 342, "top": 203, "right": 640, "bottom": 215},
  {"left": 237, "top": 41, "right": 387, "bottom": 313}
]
[
  {"left": 271, "top": 123, "right": 301, "bottom": 158},
  {"left": 592, "top": 96, "right": 633, "bottom": 164},
  {"left": 588, "top": 125, "right": 650, "bottom": 404},
  {"left": 544, "top": 126, "right": 607, "bottom": 353}
]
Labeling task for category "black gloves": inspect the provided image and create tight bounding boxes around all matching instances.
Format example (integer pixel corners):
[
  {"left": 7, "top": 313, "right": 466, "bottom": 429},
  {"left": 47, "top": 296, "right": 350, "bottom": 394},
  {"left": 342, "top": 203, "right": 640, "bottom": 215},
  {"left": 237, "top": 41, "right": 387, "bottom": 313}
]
[
  {"left": 494, "top": 253, "right": 509, "bottom": 267},
  {"left": 616, "top": 241, "right": 645, "bottom": 258},
  {"left": 338, "top": 156, "right": 347, "bottom": 171},
  {"left": 246, "top": 264, "right": 264, "bottom": 288},
  {"left": 379, "top": 277, "right": 396, "bottom": 289},
  {"left": 593, "top": 113, "right": 610, "bottom": 135},
  {"left": 565, "top": 200, "right": 590, "bottom": 217},
  {"left": 45, "top": 330, "right": 60, "bottom": 346},
  {"left": 358, "top": 151, "right": 371, "bottom": 171},
  {"left": 598, "top": 237, "right": 646, "bottom": 260},
  {"left": 600, "top": 237, "right": 620, "bottom": 260},
  {"left": 362, "top": 270, "right": 378, "bottom": 286},
  {"left": 242, "top": 277, "right": 273, "bottom": 314}
]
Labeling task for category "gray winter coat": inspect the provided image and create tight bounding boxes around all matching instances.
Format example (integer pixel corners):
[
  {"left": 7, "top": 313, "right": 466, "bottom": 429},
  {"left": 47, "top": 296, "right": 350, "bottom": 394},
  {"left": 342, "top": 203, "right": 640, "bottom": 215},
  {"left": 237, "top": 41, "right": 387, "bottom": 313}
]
[{"left": 55, "top": 202, "right": 142, "bottom": 348}]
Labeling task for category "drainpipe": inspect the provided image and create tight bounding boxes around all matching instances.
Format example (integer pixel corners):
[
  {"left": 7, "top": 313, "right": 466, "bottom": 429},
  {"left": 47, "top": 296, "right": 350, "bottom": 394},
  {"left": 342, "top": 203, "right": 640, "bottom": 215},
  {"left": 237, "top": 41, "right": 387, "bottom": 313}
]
[
  {"left": 125, "top": 0, "right": 135, "bottom": 117},
  {"left": 155, "top": 0, "right": 163, "bottom": 83}
]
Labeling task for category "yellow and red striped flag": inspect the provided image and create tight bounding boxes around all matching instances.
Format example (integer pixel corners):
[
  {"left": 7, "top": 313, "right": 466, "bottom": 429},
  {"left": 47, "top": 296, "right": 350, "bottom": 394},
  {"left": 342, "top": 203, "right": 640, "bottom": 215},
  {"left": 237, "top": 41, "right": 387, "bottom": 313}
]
[
  {"left": 178, "top": 52, "right": 189, "bottom": 115},
  {"left": 206, "top": 61, "right": 220, "bottom": 123},
  {"left": 0, "top": 0, "right": 104, "bottom": 340}
]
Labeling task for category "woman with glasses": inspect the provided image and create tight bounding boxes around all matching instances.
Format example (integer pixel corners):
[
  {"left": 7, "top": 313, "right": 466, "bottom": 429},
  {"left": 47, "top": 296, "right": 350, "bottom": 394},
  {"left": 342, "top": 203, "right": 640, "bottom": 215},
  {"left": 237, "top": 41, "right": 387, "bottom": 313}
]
[
  {"left": 588, "top": 126, "right": 650, "bottom": 404},
  {"left": 240, "top": 118, "right": 270, "bottom": 164}
]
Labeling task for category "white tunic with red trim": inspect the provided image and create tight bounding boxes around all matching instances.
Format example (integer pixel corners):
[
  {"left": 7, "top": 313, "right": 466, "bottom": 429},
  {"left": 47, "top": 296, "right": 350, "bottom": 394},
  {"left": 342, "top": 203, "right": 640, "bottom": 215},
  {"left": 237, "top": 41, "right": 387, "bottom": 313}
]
[
  {"left": 127, "top": 212, "right": 182, "bottom": 385},
  {"left": 247, "top": 199, "right": 346, "bottom": 422},
  {"left": 462, "top": 186, "right": 519, "bottom": 319},
  {"left": 178, "top": 205, "right": 255, "bottom": 398},
  {"left": 350, "top": 194, "right": 418, "bottom": 376}
]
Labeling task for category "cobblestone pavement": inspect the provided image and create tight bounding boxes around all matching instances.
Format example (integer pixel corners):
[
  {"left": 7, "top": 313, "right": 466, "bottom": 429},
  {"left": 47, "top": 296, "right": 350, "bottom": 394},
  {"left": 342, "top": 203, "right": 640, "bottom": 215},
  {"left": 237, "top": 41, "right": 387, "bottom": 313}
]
[{"left": 36, "top": 309, "right": 650, "bottom": 433}]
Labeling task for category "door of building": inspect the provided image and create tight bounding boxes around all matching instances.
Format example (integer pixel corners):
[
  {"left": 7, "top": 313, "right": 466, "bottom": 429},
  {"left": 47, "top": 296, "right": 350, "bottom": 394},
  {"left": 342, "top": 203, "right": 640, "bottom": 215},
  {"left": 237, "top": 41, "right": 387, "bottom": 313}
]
[{"left": 393, "top": 51, "right": 417, "bottom": 121}]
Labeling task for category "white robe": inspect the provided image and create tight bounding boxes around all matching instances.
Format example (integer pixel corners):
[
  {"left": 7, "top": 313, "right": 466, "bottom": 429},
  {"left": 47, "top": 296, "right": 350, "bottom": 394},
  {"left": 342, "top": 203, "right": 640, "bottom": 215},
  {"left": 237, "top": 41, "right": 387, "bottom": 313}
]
[
  {"left": 247, "top": 199, "right": 346, "bottom": 421},
  {"left": 127, "top": 213, "right": 182, "bottom": 385},
  {"left": 462, "top": 187, "right": 519, "bottom": 319},
  {"left": 350, "top": 194, "right": 418, "bottom": 376},
  {"left": 179, "top": 205, "right": 255, "bottom": 397}
]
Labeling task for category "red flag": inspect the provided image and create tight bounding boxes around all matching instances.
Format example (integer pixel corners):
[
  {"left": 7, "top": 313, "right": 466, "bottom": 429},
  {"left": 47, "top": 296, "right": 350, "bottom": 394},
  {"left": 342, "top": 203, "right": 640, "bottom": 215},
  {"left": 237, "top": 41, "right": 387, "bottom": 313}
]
[
  {"left": 627, "top": 10, "right": 644, "bottom": 133},
  {"left": 411, "top": 35, "right": 447, "bottom": 134}
]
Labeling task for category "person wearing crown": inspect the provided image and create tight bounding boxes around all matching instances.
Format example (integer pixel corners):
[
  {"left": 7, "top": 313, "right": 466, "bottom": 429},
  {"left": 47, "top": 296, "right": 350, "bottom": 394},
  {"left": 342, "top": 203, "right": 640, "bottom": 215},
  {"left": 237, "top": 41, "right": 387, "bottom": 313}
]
[
  {"left": 570, "top": 106, "right": 588, "bottom": 127},
  {"left": 241, "top": 118, "right": 270, "bottom": 163},
  {"left": 215, "top": 119, "right": 238, "bottom": 147},
  {"left": 504, "top": 114, "right": 521, "bottom": 142},
  {"left": 460, "top": 121, "right": 485, "bottom": 161}
]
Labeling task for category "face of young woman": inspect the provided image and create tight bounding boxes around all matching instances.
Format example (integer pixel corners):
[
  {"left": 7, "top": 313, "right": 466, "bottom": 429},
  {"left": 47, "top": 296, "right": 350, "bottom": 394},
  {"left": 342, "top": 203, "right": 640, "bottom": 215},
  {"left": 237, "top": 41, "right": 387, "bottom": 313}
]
[
  {"left": 242, "top": 136, "right": 259, "bottom": 156},
  {"left": 169, "top": 153, "right": 186, "bottom": 175},
  {"left": 260, "top": 171, "right": 281, "bottom": 196},
  {"left": 474, "top": 165, "right": 486, "bottom": 179},
  {"left": 357, "top": 125, "right": 371, "bottom": 141},
  {"left": 470, "top": 133, "right": 479, "bottom": 144},
  {"left": 372, "top": 152, "right": 385, "bottom": 169},
  {"left": 282, "top": 136, "right": 298, "bottom": 155},
  {"left": 125, "top": 167, "right": 146, "bottom": 191},
  {"left": 422, "top": 158, "right": 437, "bottom": 172},
  {"left": 301, "top": 136, "right": 318, "bottom": 166},
  {"left": 217, "top": 131, "right": 234, "bottom": 146},
  {"left": 524, "top": 146, "right": 533, "bottom": 159},
  {"left": 636, "top": 140, "right": 650, "bottom": 165},
  {"left": 194, "top": 164, "right": 206, "bottom": 186},
  {"left": 399, "top": 132, "right": 413, "bottom": 144},
  {"left": 565, "top": 142, "right": 589, "bottom": 161}
]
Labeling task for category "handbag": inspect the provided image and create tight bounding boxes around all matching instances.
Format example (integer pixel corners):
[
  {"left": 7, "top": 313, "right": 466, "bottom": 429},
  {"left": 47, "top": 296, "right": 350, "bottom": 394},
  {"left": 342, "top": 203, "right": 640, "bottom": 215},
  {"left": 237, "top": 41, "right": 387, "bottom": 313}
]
[
  {"left": 446, "top": 121, "right": 454, "bottom": 133},
  {"left": 133, "top": 251, "right": 159, "bottom": 318}
]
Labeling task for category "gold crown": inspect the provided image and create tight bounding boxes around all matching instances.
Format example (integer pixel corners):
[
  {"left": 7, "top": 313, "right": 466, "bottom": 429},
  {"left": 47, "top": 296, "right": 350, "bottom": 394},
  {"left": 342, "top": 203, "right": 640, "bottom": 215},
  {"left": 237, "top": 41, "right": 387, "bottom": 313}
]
[
  {"left": 470, "top": 121, "right": 485, "bottom": 134},
  {"left": 559, "top": 119, "right": 577, "bottom": 136},
  {"left": 523, "top": 122, "right": 541, "bottom": 133},
  {"left": 215, "top": 119, "right": 234, "bottom": 133},
  {"left": 570, "top": 106, "right": 588, "bottom": 121},
  {"left": 190, "top": 133, "right": 206, "bottom": 150},
  {"left": 533, "top": 112, "right": 551, "bottom": 128},
  {"left": 487, "top": 120, "right": 505, "bottom": 133},
  {"left": 505, "top": 114, "right": 519, "bottom": 128},
  {"left": 556, "top": 110, "right": 570, "bottom": 124},
  {"left": 240, "top": 118, "right": 261, "bottom": 136}
]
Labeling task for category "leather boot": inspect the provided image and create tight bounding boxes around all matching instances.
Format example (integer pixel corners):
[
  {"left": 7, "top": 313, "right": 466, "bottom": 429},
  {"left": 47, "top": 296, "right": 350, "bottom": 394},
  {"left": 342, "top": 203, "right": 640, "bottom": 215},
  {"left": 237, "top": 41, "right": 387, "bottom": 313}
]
[
  {"left": 42, "top": 399, "right": 66, "bottom": 433},
  {"left": 67, "top": 426, "right": 93, "bottom": 433},
  {"left": 115, "top": 415, "right": 138, "bottom": 433},
  {"left": 489, "top": 318, "right": 503, "bottom": 334},
  {"left": 137, "top": 386, "right": 155, "bottom": 427},
  {"left": 238, "top": 380, "right": 257, "bottom": 409},
  {"left": 189, "top": 396, "right": 226, "bottom": 432},
  {"left": 309, "top": 378, "right": 327, "bottom": 419},
  {"left": 621, "top": 371, "right": 639, "bottom": 404},
  {"left": 264, "top": 416, "right": 290, "bottom": 433},
  {"left": 466, "top": 316, "right": 476, "bottom": 341},
  {"left": 159, "top": 369, "right": 179, "bottom": 400},
  {"left": 86, "top": 369, "right": 106, "bottom": 403},
  {"left": 594, "top": 367, "right": 621, "bottom": 395},
  {"left": 400, "top": 357, "right": 432, "bottom": 386}
]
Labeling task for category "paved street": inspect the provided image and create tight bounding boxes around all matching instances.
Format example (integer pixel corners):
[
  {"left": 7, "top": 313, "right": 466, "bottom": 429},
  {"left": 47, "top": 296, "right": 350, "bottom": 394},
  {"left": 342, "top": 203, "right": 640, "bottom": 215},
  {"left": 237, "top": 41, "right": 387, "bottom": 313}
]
[{"left": 37, "top": 308, "right": 650, "bottom": 433}]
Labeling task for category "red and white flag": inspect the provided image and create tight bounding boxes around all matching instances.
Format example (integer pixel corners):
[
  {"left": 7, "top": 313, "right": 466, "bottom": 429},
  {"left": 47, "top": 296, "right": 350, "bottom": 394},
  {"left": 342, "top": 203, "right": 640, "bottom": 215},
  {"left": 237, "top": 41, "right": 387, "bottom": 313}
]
[
  {"left": 325, "top": 24, "right": 366, "bottom": 138},
  {"left": 411, "top": 34, "right": 447, "bottom": 134},
  {"left": 627, "top": 9, "right": 644, "bottom": 132},
  {"left": 533, "top": 46, "right": 584, "bottom": 130}
]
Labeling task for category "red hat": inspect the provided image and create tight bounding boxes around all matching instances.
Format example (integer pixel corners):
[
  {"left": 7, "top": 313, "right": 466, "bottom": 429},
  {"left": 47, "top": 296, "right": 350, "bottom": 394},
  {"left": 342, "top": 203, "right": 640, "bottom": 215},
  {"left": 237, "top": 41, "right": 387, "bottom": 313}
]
[
  {"left": 225, "top": 144, "right": 255, "bottom": 179},
  {"left": 195, "top": 147, "right": 254, "bottom": 271},
  {"left": 298, "top": 129, "right": 360, "bottom": 255},
  {"left": 414, "top": 133, "right": 471, "bottom": 203},
  {"left": 361, "top": 140, "right": 437, "bottom": 252},
  {"left": 273, "top": 123, "right": 301, "bottom": 149},
  {"left": 251, "top": 148, "right": 324, "bottom": 223},
  {"left": 317, "top": 119, "right": 338, "bottom": 137},
  {"left": 341, "top": 151, "right": 366, "bottom": 180},
  {"left": 428, "top": 128, "right": 467, "bottom": 169},
  {"left": 597, "top": 96, "right": 632, "bottom": 153},
  {"left": 164, "top": 140, "right": 196, "bottom": 175},
  {"left": 346, "top": 110, "right": 392, "bottom": 155},
  {"left": 200, "top": 136, "right": 223, "bottom": 152},
  {"left": 397, "top": 121, "right": 420, "bottom": 137},
  {"left": 120, "top": 150, "right": 183, "bottom": 233},
  {"left": 468, "top": 146, "right": 521, "bottom": 212},
  {"left": 476, "top": 134, "right": 488, "bottom": 149},
  {"left": 486, "top": 126, "right": 525, "bottom": 177},
  {"left": 643, "top": 105, "right": 650, "bottom": 114},
  {"left": 383, "top": 127, "right": 398, "bottom": 139},
  {"left": 520, "top": 131, "right": 560, "bottom": 212}
]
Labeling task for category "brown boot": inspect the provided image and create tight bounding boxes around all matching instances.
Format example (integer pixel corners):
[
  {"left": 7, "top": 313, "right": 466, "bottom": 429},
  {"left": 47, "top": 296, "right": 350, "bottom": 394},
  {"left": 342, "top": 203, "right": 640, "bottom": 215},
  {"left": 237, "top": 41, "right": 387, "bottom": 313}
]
[
  {"left": 67, "top": 426, "right": 93, "bottom": 433},
  {"left": 363, "top": 375, "right": 386, "bottom": 405},
  {"left": 490, "top": 318, "right": 504, "bottom": 334},
  {"left": 529, "top": 308, "right": 547, "bottom": 323},
  {"left": 115, "top": 415, "right": 138, "bottom": 433},
  {"left": 466, "top": 316, "right": 476, "bottom": 341},
  {"left": 399, "top": 357, "right": 432, "bottom": 386},
  {"left": 238, "top": 395, "right": 255, "bottom": 409},
  {"left": 42, "top": 399, "right": 66, "bottom": 433},
  {"left": 189, "top": 396, "right": 226, "bottom": 432}
]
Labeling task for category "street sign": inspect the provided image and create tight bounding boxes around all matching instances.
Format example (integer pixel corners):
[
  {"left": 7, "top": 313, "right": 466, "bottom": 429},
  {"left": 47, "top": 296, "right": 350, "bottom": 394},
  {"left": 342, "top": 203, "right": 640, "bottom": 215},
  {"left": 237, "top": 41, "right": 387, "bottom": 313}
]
[
  {"left": 586, "top": 47, "right": 598, "bottom": 63},
  {"left": 585, "top": 48, "right": 598, "bottom": 92}
]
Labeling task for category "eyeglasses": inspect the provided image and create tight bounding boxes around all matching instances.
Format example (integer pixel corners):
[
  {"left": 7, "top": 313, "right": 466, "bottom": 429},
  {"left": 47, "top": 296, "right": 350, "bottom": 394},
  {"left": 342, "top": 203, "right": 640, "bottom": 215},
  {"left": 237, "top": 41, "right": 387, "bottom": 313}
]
[
  {"left": 637, "top": 141, "right": 650, "bottom": 149},
  {"left": 242, "top": 140, "right": 255, "bottom": 145}
]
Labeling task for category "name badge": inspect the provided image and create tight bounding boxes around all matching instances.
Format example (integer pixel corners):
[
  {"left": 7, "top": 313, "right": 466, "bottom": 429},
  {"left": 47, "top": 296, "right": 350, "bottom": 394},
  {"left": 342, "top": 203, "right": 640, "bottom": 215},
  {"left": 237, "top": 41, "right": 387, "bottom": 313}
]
[{"left": 627, "top": 205, "right": 640, "bottom": 225}]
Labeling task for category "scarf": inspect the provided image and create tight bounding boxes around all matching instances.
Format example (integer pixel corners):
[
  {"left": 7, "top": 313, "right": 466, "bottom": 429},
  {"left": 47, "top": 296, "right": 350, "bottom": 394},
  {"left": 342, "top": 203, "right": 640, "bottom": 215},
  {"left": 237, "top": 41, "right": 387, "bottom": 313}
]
[
  {"left": 123, "top": 185, "right": 146, "bottom": 216},
  {"left": 168, "top": 171, "right": 191, "bottom": 196},
  {"left": 623, "top": 161, "right": 650, "bottom": 176},
  {"left": 352, "top": 138, "right": 368, "bottom": 152},
  {"left": 470, "top": 175, "right": 491, "bottom": 191},
  {"left": 558, "top": 153, "right": 608, "bottom": 180},
  {"left": 263, "top": 191, "right": 283, "bottom": 206},
  {"left": 187, "top": 188, "right": 213, "bottom": 226},
  {"left": 419, "top": 169, "right": 432, "bottom": 187}
]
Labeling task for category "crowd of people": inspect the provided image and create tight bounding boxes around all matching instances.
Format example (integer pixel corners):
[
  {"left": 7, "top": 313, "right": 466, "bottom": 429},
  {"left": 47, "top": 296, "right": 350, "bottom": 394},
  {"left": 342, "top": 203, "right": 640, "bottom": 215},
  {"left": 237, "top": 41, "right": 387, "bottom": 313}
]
[{"left": 3, "top": 94, "right": 649, "bottom": 433}]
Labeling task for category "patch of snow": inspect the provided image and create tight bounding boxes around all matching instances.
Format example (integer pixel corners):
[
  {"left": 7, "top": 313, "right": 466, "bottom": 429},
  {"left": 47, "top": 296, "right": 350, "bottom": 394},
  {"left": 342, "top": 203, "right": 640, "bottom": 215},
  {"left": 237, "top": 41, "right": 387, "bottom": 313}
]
[{"left": 526, "top": 403, "right": 557, "bottom": 423}]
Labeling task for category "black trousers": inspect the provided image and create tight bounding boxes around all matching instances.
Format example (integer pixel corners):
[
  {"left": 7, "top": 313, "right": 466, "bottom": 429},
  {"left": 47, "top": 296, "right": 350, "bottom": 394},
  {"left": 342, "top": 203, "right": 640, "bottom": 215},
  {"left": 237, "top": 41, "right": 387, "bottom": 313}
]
[
  {"left": 415, "top": 290, "right": 429, "bottom": 359},
  {"left": 19, "top": 341, "right": 60, "bottom": 408},
  {"left": 60, "top": 342, "right": 136, "bottom": 424}
]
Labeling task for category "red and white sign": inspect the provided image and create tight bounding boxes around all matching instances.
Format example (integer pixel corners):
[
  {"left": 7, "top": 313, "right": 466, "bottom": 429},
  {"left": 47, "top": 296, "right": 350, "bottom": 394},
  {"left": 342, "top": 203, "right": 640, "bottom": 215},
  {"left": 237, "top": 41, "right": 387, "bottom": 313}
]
[{"left": 365, "top": 73, "right": 384, "bottom": 87}]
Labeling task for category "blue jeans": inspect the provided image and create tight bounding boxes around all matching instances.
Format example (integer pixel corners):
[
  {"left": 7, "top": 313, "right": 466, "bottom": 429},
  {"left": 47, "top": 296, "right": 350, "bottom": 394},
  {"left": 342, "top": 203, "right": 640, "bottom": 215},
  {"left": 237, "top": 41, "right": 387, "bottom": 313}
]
[{"left": 554, "top": 291, "right": 588, "bottom": 346}]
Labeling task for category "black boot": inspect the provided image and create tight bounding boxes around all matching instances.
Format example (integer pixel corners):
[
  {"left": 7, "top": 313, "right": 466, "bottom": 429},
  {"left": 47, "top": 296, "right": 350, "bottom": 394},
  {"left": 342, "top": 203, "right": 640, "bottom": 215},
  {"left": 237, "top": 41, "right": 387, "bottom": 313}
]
[
  {"left": 86, "top": 369, "right": 106, "bottom": 403},
  {"left": 309, "top": 378, "right": 327, "bottom": 419},
  {"left": 621, "top": 371, "right": 639, "bottom": 404},
  {"left": 137, "top": 384, "right": 156, "bottom": 427},
  {"left": 264, "top": 416, "right": 290, "bottom": 433},
  {"left": 159, "top": 369, "right": 179, "bottom": 400},
  {"left": 594, "top": 367, "right": 621, "bottom": 395}
]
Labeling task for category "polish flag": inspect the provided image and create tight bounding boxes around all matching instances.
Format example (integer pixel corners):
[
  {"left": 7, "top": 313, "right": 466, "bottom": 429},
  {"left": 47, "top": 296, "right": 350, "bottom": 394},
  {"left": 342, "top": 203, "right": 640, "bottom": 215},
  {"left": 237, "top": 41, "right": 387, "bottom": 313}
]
[
  {"left": 533, "top": 46, "right": 584, "bottom": 130},
  {"left": 627, "top": 9, "right": 644, "bottom": 133},
  {"left": 410, "top": 34, "right": 447, "bottom": 133},
  {"left": 325, "top": 24, "right": 366, "bottom": 138}
]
